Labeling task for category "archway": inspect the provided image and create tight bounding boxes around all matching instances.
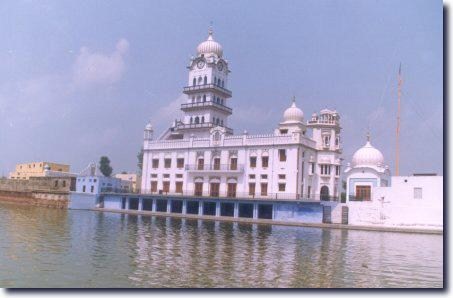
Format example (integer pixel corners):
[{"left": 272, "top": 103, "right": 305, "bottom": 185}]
[{"left": 320, "top": 186, "right": 330, "bottom": 201}]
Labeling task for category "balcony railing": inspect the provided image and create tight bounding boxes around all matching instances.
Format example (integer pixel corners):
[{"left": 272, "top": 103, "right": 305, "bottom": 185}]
[
  {"left": 181, "top": 101, "right": 232, "bottom": 114},
  {"left": 174, "top": 122, "right": 233, "bottom": 134},
  {"left": 185, "top": 164, "right": 244, "bottom": 172},
  {"left": 183, "top": 84, "right": 232, "bottom": 98}
]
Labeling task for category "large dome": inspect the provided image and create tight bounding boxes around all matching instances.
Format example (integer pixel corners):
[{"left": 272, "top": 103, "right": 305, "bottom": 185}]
[
  {"left": 352, "top": 139, "right": 385, "bottom": 167},
  {"left": 282, "top": 100, "right": 304, "bottom": 123},
  {"left": 197, "top": 29, "right": 223, "bottom": 57}
]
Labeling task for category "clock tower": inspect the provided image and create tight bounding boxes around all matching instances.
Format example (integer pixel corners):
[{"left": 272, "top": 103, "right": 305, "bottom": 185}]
[{"left": 167, "top": 29, "right": 233, "bottom": 139}]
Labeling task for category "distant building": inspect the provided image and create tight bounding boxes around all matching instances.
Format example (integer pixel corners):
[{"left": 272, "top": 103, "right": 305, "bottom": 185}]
[
  {"left": 9, "top": 161, "right": 70, "bottom": 180},
  {"left": 115, "top": 173, "right": 141, "bottom": 193},
  {"left": 75, "top": 163, "right": 131, "bottom": 194}
]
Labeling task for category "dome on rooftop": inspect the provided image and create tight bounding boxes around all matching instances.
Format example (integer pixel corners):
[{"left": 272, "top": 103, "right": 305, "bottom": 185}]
[{"left": 197, "top": 29, "right": 223, "bottom": 57}]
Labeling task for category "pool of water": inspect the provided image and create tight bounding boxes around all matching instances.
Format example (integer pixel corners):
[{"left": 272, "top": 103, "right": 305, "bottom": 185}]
[{"left": 0, "top": 202, "right": 443, "bottom": 288}]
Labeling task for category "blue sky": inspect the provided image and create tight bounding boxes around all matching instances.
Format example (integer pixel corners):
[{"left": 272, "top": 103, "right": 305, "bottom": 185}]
[{"left": 0, "top": 0, "right": 443, "bottom": 176}]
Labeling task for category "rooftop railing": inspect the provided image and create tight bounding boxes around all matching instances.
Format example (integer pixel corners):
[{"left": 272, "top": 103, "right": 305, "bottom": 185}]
[
  {"left": 184, "top": 164, "right": 244, "bottom": 172},
  {"left": 183, "top": 84, "right": 232, "bottom": 97},
  {"left": 181, "top": 101, "right": 232, "bottom": 114}
]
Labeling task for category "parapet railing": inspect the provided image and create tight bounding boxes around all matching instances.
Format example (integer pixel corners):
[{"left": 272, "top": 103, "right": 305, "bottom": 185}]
[
  {"left": 184, "top": 164, "right": 245, "bottom": 172},
  {"left": 181, "top": 101, "right": 232, "bottom": 114},
  {"left": 183, "top": 84, "right": 232, "bottom": 97}
]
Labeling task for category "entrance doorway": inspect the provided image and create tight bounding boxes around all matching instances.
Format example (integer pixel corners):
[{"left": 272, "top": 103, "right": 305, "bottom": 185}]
[{"left": 320, "top": 186, "right": 330, "bottom": 201}]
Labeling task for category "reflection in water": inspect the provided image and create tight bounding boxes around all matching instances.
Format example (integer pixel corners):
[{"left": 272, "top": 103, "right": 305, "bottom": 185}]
[{"left": 0, "top": 202, "right": 443, "bottom": 288}]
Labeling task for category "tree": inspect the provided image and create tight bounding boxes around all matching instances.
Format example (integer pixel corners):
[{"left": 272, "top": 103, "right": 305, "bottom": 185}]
[
  {"left": 137, "top": 147, "right": 144, "bottom": 175},
  {"left": 99, "top": 156, "right": 113, "bottom": 177}
]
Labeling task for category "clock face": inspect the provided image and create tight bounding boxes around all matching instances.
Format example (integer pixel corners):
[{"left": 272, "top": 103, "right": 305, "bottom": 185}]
[
  {"left": 217, "top": 61, "right": 224, "bottom": 71},
  {"left": 197, "top": 60, "right": 205, "bottom": 69}
]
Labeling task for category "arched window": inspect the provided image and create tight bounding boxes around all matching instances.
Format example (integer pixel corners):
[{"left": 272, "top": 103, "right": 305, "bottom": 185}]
[
  {"left": 192, "top": 78, "right": 196, "bottom": 86},
  {"left": 198, "top": 77, "right": 202, "bottom": 84},
  {"left": 201, "top": 116, "right": 205, "bottom": 123},
  {"left": 214, "top": 76, "right": 217, "bottom": 85},
  {"left": 203, "top": 94, "right": 206, "bottom": 102},
  {"left": 320, "top": 186, "right": 330, "bottom": 201},
  {"left": 217, "top": 97, "right": 220, "bottom": 103},
  {"left": 190, "top": 117, "right": 193, "bottom": 124},
  {"left": 197, "top": 96, "right": 201, "bottom": 103},
  {"left": 212, "top": 117, "right": 216, "bottom": 124},
  {"left": 216, "top": 118, "right": 220, "bottom": 125},
  {"left": 195, "top": 117, "right": 200, "bottom": 124},
  {"left": 204, "top": 76, "right": 207, "bottom": 85}
]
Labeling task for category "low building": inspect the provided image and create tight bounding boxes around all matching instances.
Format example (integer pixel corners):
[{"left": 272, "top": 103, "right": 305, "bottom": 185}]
[
  {"left": 344, "top": 135, "right": 443, "bottom": 230},
  {"left": 75, "top": 163, "right": 132, "bottom": 195},
  {"left": 115, "top": 173, "right": 141, "bottom": 193},
  {"left": 9, "top": 161, "right": 71, "bottom": 180}
]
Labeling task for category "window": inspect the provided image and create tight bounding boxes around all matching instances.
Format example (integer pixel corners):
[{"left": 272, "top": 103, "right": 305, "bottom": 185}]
[
  {"left": 94, "top": 179, "right": 97, "bottom": 183},
  {"left": 250, "top": 156, "right": 257, "bottom": 168},
  {"left": 177, "top": 158, "right": 184, "bottom": 169},
  {"left": 278, "top": 149, "right": 287, "bottom": 162},
  {"left": 203, "top": 94, "right": 206, "bottom": 101},
  {"left": 249, "top": 174, "right": 255, "bottom": 179},
  {"left": 323, "top": 135, "right": 330, "bottom": 147},
  {"left": 261, "top": 174, "right": 268, "bottom": 179},
  {"left": 151, "top": 174, "right": 157, "bottom": 178},
  {"left": 210, "top": 183, "right": 220, "bottom": 197},
  {"left": 278, "top": 183, "right": 286, "bottom": 192},
  {"left": 203, "top": 76, "right": 207, "bottom": 85},
  {"left": 356, "top": 186, "right": 370, "bottom": 201},
  {"left": 151, "top": 181, "right": 157, "bottom": 193},
  {"left": 54, "top": 180, "right": 58, "bottom": 187},
  {"left": 201, "top": 116, "right": 205, "bottom": 123},
  {"left": 335, "top": 165, "right": 340, "bottom": 176},
  {"left": 163, "top": 181, "right": 170, "bottom": 193},
  {"left": 193, "top": 78, "right": 196, "bottom": 86},
  {"left": 307, "top": 186, "right": 311, "bottom": 198},
  {"left": 278, "top": 174, "right": 286, "bottom": 179},
  {"left": 249, "top": 183, "right": 256, "bottom": 196},
  {"left": 213, "top": 157, "right": 220, "bottom": 170},
  {"left": 90, "top": 186, "right": 94, "bottom": 193},
  {"left": 197, "top": 158, "right": 204, "bottom": 170},
  {"left": 176, "top": 174, "right": 183, "bottom": 178},
  {"left": 311, "top": 163, "right": 315, "bottom": 174},
  {"left": 163, "top": 174, "right": 170, "bottom": 178},
  {"left": 152, "top": 159, "right": 159, "bottom": 168},
  {"left": 194, "top": 182, "right": 203, "bottom": 196},
  {"left": 227, "top": 183, "right": 237, "bottom": 197},
  {"left": 280, "top": 129, "right": 288, "bottom": 134},
  {"left": 261, "top": 183, "right": 268, "bottom": 196},
  {"left": 176, "top": 182, "right": 183, "bottom": 194},
  {"left": 62, "top": 180, "right": 66, "bottom": 187},
  {"left": 414, "top": 187, "right": 423, "bottom": 199},
  {"left": 82, "top": 185, "right": 86, "bottom": 193},
  {"left": 230, "top": 158, "right": 238, "bottom": 170},
  {"left": 262, "top": 156, "right": 269, "bottom": 168},
  {"left": 320, "top": 165, "right": 331, "bottom": 175}
]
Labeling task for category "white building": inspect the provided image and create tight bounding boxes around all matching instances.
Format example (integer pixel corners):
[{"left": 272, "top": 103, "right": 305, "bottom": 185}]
[
  {"left": 141, "top": 29, "right": 342, "bottom": 201},
  {"left": 75, "top": 163, "right": 131, "bottom": 194},
  {"left": 344, "top": 136, "right": 443, "bottom": 230}
]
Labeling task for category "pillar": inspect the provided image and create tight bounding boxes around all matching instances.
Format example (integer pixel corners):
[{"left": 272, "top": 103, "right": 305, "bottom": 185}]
[
  {"left": 152, "top": 198, "right": 156, "bottom": 212},
  {"left": 253, "top": 203, "right": 258, "bottom": 219},
  {"left": 182, "top": 200, "right": 187, "bottom": 214},
  {"left": 234, "top": 202, "right": 239, "bottom": 218}
]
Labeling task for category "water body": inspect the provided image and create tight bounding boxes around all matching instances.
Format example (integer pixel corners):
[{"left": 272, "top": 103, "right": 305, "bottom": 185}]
[{"left": 0, "top": 202, "right": 443, "bottom": 288}]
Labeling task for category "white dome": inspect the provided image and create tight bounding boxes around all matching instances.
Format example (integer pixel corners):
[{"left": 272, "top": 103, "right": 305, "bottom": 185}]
[
  {"left": 352, "top": 139, "right": 385, "bottom": 167},
  {"left": 145, "top": 122, "right": 153, "bottom": 131},
  {"left": 197, "top": 29, "right": 223, "bottom": 57},
  {"left": 283, "top": 100, "right": 304, "bottom": 123}
]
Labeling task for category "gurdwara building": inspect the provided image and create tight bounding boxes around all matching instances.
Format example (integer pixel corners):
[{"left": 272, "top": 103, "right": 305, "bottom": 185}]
[{"left": 141, "top": 29, "right": 342, "bottom": 201}]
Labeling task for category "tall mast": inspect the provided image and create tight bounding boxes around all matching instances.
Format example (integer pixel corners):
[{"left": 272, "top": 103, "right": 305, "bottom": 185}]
[{"left": 395, "top": 63, "right": 402, "bottom": 176}]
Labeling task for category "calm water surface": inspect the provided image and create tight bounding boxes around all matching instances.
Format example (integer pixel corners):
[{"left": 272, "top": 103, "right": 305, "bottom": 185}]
[{"left": 0, "top": 202, "right": 443, "bottom": 288}]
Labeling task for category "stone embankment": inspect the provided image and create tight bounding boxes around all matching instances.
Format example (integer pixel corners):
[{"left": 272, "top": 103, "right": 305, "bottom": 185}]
[{"left": 0, "top": 178, "right": 71, "bottom": 209}]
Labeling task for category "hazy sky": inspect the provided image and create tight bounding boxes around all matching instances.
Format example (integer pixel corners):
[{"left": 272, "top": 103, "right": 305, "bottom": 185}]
[{"left": 0, "top": 0, "right": 443, "bottom": 176}]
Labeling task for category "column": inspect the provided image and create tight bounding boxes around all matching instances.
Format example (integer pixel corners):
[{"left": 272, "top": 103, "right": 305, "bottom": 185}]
[
  {"left": 138, "top": 198, "right": 143, "bottom": 211},
  {"left": 126, "top": 197, "right": 130, "bottom": 210},
  {"left": 152, "top": 198, "right": 156, "bottom": 212},
  {"left": 199, "top": 201, "right": 203, "bottom": 216},
  {"left": 234, "top": 202, "right": 239, "bottom": 218},
  {"left": 216, "top": 201, "right": 220, "bottom": 216},
  {"left": 253, "top": 203, "right": 258, "bottom": 219},
  {"left": 167, "top": 199, "right": 171, "bottom": 213},
  {"left": 182, "top": 200, "right": 187, "bottom": 214}
]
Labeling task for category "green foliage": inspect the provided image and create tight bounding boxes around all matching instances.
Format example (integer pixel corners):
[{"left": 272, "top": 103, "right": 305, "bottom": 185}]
[{"left": 99, "top": 156, "right": 113, "bottom": 177}]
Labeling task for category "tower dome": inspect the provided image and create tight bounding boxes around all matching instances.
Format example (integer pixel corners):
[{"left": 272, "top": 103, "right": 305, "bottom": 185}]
[
  {"left": 282, "top": 98, "right": 304, "bottom": 123},
  {"left": 197, "top": 29, "right": 223, "bottom": 57},
  {"left": 352, "top": 135, "right": 385, "bottom": 167}
]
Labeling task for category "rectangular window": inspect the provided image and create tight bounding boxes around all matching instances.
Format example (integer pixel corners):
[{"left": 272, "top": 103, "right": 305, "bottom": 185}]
[
  {"left": 210, "top": 183, "right": 220, "bottom": 197},
  {"left": 194, "top": 182, "right": 203, "bottom": 196},
  {"left": 90, "top": 185, "right": 94, "bottom": 193},
  {"left": 260, "top": 183, "right": 268, "bottom": 196},
  {"left": 250, "top": 156, "right": 257, "bottom": 168},
  {"left": 261, "top": 174, "right": 268, "bottom": 179},
  {"left": 152, "top": 159, "right": 159, "bottom": 168},
  {"left": 176, "top": 174, "right": 183, "bottom": 178},
  {"left": 249, "top": 174, "right": 255, "bottom": 179},
  {"left": 82, "top": 185, "right": 86, "bottom": 193},
  {"left": 311, "top": 163, "right": 315, "bottom": 174},
  {"left": 151, "top": 181, "right": 157, "bottom": 193},
  {"left": 163, "top": 181, "right": 170, "bottom": 193},
  {"left": 414, "top": 187, "right": 423, "bottom": 199},
  {"left": 249, "top": 183, "right": 256, "bottom": 196},
  {"left": 62, "top": 180, "right": 66, "bottom": 187},
  {"left": 278, "top": 183, "right": 286, "bottom": 192},
  {"left": 262, "top": 156, "right": 269, "bottom": 168},
  {"left": 213, "top": 158, "right": 220, "bottom": 170},
  {"left": 278, "top": 174, "right": 286, "bottom": 180},
  {"left": 164, "top": 158, "right": 171, "bottom": 168},
  {"left": 176, "top": 158, "right": 184, "bottom": 169},
  {"left": 151, "top": 174, "right": 158, "bottom": 178},
  {"left": 356, "top": 185, "right": 371, "bottom": 201},
  {"left": 230, "top": 158, "right": 238, "bottom": 170},
  {"left": 197, "top": 158, "right": 204, "bottom": 170},
  {"left": 278, "top": 149, "right": 287, "bottom": 162},
  {"left": 227, "top": 183, "right": 237, "bottom": 197},
  {"left": 335, "top": 165, "right": 340, "bottom": 176},
  {"left": 175, "top": 182, "right": 183, "bottom": 194},
  {"left": 307, "top": 186, "right": 311, "bottom": 198},
  {"left": 163, "top": 174, "right": 170, "bottom": 178}
]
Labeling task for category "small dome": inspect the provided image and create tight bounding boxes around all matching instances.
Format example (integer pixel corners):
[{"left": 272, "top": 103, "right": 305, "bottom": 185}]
[
  {"left": 44, "top": 164, "right": 51, "bottom": 171},
  {"left": 352, "top": 137, "right": 385, "bottom": 167},
  {"left": 197, "top": 29, "right": 223, "bottom": 57},
  {"left": 145, "top": 122, "right": 153, "bottom": 131},
  {"left": 283, "top": 99, "right": 304, "bottom": 123}
]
